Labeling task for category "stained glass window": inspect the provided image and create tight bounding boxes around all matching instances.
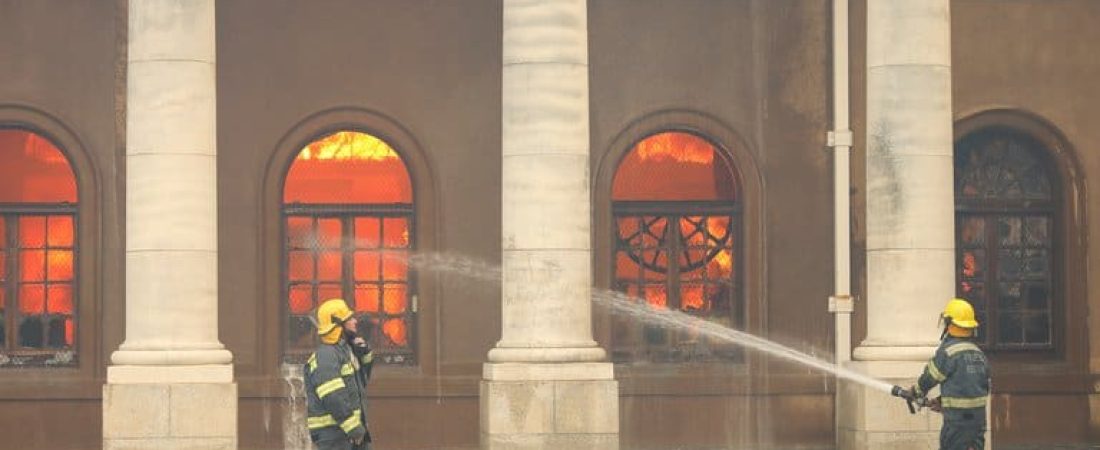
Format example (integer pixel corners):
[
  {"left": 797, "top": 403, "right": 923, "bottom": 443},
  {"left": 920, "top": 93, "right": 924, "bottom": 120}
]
[
  {"left": 611, "top": 131, "right": 740, "bottom": 363},
  {"left": 956, "top": 130, "right": 1055, "bottom": 349},
  {"left": 283, "top": 131, "right": 415, "bottom": 365},
  {"left": 0, "top": 129, "right": 78, "bottom": 366}
]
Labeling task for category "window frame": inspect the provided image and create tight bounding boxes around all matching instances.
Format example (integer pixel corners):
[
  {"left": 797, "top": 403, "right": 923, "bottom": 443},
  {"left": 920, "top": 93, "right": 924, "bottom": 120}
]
[
  {"left": 954, "top": 123, "right": 1070, "bottom": 356},
  {"left": 0, "top": 206, "right": 79, "bottom": 362},
  {"left": 610, "top": 201, "right": 744, "bottom": 363},
  {"left": 0, "top": 125, "right": 83, "bottom": 369},
  {"left": 607, "top": 129, "right": 746, "bottom": 364},
  {"left": 281, "top": 202, "right": 418, "bottom": 365},
  {"left": 277, "top": 127, "right": 423, "bottom": 368},
  {"left": 0, "top": 113, "right": 100, "bottom": 397}
]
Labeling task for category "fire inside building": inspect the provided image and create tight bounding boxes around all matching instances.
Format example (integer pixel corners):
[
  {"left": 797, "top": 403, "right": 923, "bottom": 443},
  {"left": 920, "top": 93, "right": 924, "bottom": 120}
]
[{"left": 2, "top": 1, "right": 1099, "bottom": 449}]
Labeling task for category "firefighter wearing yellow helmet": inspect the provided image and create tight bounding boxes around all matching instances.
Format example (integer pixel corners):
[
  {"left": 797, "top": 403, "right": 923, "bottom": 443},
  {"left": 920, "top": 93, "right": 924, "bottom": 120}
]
[
  {"left": 304, "top": 299, "right": 375, "bottom": 450},
  {"left": 905, "top": 298, "right": 990, "bottom": 450}
]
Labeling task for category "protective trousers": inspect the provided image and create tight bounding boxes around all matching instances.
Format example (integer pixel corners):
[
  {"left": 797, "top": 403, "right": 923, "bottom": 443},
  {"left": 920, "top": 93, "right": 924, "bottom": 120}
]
[
  {"left": 313, "top": 438, "right": 370, "bottom": 450},
  {"left": 940, "top": 421, "right": 985, "bottom": 450}
]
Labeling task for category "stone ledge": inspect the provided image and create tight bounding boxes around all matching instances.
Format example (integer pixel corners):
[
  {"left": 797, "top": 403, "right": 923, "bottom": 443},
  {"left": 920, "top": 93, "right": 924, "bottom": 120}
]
[
  {"left": 104, "top": 437, "right": 236, "bottom": 450},
  {"left": 108, "top": 364, "right": 233, "bottom": 384},
  {"left": 482, "top": 432, "right": 619, "bottom": 450},
  {"left": 483, "top": 362, "right": 614, "bottom": 381}
]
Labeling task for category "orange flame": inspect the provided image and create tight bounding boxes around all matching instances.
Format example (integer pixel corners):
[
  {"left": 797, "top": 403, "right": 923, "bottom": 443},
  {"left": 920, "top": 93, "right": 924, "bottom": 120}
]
[
  {"left": 706, "top": 217, "right": 733, "bottom": 276},
  {"left": 298, "top": 131, "right": 400, "bottom": 162},
  {"left": 383, "top": 319, "right": 407, "bottom": 346},
  {"left": 682, "top": 285, "right": 704, "bottom": 310},
  {"left": 635, "top": 132, "right": 714, "bottom": 164},
  {"left": 713, "top": 249, "right": 733, "bottom": 276},
  {"left": 962, "top": 252, "right": 977, "bottom": 277}
]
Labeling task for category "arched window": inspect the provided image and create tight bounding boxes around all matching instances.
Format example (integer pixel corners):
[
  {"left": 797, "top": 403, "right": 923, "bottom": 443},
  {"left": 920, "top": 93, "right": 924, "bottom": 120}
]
[
  {"left": 0, "top": 129, "right": 78, "bottom": 365},
  {"left": 283, "top": 131, "right": 415, "bottom": 365},
  {"left": 955, "top": 129, "right": 1059, "bottom": 350},
  {"left": 611, "top": 131, "right": 740, "bottom": 363}
]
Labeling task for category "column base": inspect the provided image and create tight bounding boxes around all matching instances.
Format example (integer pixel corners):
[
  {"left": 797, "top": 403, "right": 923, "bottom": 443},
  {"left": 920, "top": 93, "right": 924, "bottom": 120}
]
[
  {"left": 487, "top": 345, "right": 607, "bottom": 363},
  {"left": 103, "top": 364, "right": 236, "bottom": 450},
  {"left": 837, "top": 360, "right": 940, "bottom": 450},
  {"left": 481, "top": 362, "right": 619, "bottom": 450},
  {"left": 1089, "top": 392, "right": 1100, "bottom": 442}
]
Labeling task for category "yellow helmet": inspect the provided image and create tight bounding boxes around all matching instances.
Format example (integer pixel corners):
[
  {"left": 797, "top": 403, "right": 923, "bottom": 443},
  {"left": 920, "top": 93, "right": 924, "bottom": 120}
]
[
  {"left": 316, "top": 298, "right": 354, "bottom": 343},
  {"left": 942, "top": 298, "right": 979, "bottom": 329}
]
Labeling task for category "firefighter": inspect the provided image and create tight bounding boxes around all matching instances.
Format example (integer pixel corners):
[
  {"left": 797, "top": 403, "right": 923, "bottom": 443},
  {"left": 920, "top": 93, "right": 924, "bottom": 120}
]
[
  {"left": 305, "top": 299, "right": 374, "bottom": 450},
  {"left": 906, "top": 298, "right": 990, "bottom": 450}
]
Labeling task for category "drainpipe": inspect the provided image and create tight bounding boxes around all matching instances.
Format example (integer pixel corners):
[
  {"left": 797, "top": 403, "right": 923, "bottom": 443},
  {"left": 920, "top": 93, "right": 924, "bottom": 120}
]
[
  {"left": 827, "top": 0, "right": 854, "bottom": 365},
  {"left": 829, "top": 0, "right": 854, "bottom": 446}
]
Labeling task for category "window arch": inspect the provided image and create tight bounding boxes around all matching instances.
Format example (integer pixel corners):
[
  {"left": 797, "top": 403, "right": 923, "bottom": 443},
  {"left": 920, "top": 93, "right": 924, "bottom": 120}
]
[
  {"left": 0, "top": 129, "right": 78, "bottom": 365},
  {"left": 955, "top": 127, "right": 1062, "bottom": 351},
  {"left": 283, "top": 130, "right": 415, "bottom": 365},
  {"left": 610, "top": 131, "right": 741, "bottom": 363}
]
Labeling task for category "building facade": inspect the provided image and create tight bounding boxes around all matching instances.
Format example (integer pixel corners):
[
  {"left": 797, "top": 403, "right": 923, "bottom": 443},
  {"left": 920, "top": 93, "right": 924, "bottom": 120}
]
[{"left": 0, "top": 0, "right": 1098, "bottom": 449}]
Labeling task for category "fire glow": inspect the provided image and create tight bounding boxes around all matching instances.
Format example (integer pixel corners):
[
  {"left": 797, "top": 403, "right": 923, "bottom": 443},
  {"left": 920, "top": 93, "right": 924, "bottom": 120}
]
[{"left": 297, "top": 131, "right": 401, "bottom": 162}]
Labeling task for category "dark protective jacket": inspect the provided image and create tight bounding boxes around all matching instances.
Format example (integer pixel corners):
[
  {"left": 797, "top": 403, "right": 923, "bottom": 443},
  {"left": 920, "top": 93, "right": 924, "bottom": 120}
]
[
  {"left": 304, "top": 340, "right": 374, "bottom": 443},
  {"left": 915, "top": 336, "right": 990, "bottom": 423}
]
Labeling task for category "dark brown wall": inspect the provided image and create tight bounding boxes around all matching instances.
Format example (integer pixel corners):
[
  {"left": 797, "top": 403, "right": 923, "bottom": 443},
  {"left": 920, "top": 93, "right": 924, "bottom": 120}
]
[
  {"left": 0, "top": 0, "right": 122, "bottom": 448},
  {"left": 215, "top": 1, "right": 501, "bottom": 448},
  {"left": 590, "top": 0, "right": 834, "bottom": 448}
]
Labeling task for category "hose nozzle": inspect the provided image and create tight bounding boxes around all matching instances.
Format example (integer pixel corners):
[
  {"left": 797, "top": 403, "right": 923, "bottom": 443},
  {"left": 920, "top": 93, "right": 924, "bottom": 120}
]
[{"left": 891, "top": 385, "right": 919, "bottom": 414}]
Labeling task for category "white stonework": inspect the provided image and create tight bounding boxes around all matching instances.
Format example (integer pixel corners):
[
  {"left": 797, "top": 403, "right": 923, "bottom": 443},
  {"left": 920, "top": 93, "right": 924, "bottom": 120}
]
[
  {"left": 484, "top": 0, "right": 618, "bottom": 448},
  {"left": 482, "top": 364, "right": 619, "bottom": 450},
  {"left": 854, "top": 0, "right": 953, "bottom": 362},
  {"left": 842, "top": 0, "right": 962, "bottom": 448},
  {"left": 105, "top": 1, "right": 235, "bottom": 449}
]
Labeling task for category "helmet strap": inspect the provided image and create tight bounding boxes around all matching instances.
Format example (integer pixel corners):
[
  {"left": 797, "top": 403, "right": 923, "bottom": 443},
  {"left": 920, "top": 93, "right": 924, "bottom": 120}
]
[{"left": 940, "top": 316, "right": 953, "bottom": 340}]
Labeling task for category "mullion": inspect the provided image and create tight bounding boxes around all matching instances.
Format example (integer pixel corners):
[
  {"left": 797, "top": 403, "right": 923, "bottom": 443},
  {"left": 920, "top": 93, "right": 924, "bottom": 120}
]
[
  {"left": 341, "top": 216, "right": 353, "bottom": 308},
  {"left": 376, "top": 217, "right": 386, "bottom": 323},
  {"left": 668, "top": 215, "right": 682, "bottom": 312},
  {"left": 633, "top": 216, "right": 643, "bottom": 301},
  {"left": 40, "top": 216, "right": 50, "bottom": 348},
  {"left": 310, "top": 217, "right": 320, "bottom": 327},
  {"left": 10, "top": 216, "right": 23, "bottom": 350},
  {"left": 986, "top": 214, "right": 1000, "bottom": 348},
  {"left": 2, "top": 216, "right": 12, "bottom": 351}
]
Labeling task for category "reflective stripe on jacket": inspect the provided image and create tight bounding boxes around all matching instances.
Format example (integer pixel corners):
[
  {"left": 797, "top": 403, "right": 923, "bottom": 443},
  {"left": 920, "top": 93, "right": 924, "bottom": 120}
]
[
  {"left": 304, "top": 341, "right": 375, "bottom": 443},
  {"left": 916, "top": 336, "right": 990, "bottom": 423}
]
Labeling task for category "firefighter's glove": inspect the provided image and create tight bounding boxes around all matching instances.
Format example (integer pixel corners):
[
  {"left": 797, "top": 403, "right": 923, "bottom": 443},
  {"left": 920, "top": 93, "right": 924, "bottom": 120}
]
[
  {"left": 348, "top": 426, "right": 366, "bottom": 446},
  {"left": 928, "top": 396, "right": 943, "bottom": 413},
  {"left": 350, "top": 336, "right": 371, "bottom": 358}
]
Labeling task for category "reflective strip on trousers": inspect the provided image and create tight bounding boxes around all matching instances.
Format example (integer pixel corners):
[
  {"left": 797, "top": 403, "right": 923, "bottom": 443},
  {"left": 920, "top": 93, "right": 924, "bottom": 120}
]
[
  {"left": 941, "top": 395, "right": 988, "bottom": 409},
  {"left": 340, "top": 409, "right": 363, "bottom": 433}
]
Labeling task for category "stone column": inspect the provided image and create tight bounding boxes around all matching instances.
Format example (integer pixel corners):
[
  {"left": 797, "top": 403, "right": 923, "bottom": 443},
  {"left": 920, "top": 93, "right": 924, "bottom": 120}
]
[
  {"left": 481, "top": 0, "right": 618, "bottom": 448},
  {"left": 103, "top": 1, "right": 236, "bottom": 449},
  {"left": 839, "top": 1, "right": 953, "bottom": 449}
]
